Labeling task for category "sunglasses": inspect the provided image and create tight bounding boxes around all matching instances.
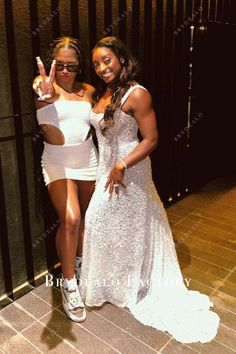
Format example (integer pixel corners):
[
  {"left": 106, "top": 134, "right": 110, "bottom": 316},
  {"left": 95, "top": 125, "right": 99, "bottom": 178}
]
[{"left": 56, "top": 61, "right": 80, "bottom": 72}]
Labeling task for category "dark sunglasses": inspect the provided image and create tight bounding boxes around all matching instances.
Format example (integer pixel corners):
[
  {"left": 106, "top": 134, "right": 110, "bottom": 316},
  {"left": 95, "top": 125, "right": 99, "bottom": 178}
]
[{"left": 56, "top": 61, "right": 80, "bottom": 72}]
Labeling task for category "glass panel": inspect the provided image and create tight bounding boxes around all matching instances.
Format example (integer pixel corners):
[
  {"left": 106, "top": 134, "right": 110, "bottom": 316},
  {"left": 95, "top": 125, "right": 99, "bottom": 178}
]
[
  {"left": 0, "top": 1, "right": 13, "bottom": 118},
  {"left": 24, "top": 136, "right": 46, "bottom": 275},
  {"left": 0, "top": 140, "right": 26, "bottom": 289},
  {"left": 12, "top": 0, "right": 34, "bottom": 116},
  {"left": 111, "top": 0, "right": 119, "bottom": 37},
  {"left": 0, "top": 118, "right": 15, "bottom": 139},
  {"left": 59, "top": 1, "right": 71, "bottom": 35},
  {"left": 96, "top": 0, "right": 105, "bottom": 38},
  {"left": 37, "top": 0, "right": 54, "bottom": 62}
]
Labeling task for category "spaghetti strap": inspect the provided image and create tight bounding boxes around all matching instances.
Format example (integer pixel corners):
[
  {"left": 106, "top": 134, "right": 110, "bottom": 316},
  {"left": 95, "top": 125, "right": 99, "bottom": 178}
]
[{"left": 120, "top": 84, "right": 147, "bottom": 106}]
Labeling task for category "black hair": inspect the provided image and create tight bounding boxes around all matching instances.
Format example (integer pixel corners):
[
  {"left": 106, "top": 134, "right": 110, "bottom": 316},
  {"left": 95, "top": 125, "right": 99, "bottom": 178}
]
[
  {"left": 45, "top": 36, "right": 85, "bottom": 81},
  {"left": 92, "top": 37, "right": 140, "bottom": 134}
]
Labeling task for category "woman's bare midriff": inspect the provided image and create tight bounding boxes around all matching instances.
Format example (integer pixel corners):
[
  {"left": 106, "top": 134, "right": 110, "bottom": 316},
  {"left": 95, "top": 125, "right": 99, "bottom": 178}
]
[{"left": 40, "top": 124, "right": 65, "bottom": 145}]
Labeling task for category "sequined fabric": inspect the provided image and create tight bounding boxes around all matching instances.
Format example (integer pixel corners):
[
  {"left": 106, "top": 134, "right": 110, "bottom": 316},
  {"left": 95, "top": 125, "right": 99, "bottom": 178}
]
[{"left": 79, "top": 87, "right": 220, "bottom": 343}]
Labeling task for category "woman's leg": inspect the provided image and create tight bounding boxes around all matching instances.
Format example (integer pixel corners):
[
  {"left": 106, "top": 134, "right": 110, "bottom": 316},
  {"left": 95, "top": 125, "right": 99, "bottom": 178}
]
[
  {"left": 47, "top": 178, "right": 87, "bottom": 322},
  {"left": 76, "top": 180, "right": 95, "bottom": 257},
  {"left": 47, "top": 179, "right": 80, "bottom": 279}
]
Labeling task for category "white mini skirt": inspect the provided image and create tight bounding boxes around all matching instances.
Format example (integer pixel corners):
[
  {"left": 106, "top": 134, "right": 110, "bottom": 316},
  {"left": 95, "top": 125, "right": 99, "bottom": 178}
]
[{"left": 41, "top": 137, "right": 98, "bottom": 186}]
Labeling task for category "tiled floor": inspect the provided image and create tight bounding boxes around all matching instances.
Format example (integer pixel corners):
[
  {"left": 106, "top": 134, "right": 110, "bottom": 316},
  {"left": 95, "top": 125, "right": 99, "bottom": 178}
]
[{"left": 0, "top": 176, "right": 236, "bottom": 353}]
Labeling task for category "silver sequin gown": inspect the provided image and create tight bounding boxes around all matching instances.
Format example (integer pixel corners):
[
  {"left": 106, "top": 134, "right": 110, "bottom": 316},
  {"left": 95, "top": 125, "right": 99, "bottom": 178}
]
[{"left": 80, "top": 85, "right": 220, "bottom": 343}]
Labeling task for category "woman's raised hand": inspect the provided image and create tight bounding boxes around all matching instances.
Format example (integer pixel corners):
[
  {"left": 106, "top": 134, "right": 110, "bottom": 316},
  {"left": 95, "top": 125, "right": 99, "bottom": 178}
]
[{"left": 33, "top": 57, "right": 56, "bottom": 101}]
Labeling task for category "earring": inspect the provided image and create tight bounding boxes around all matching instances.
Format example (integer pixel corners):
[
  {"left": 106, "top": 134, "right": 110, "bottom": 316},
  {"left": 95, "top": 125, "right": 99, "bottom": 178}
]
[{"left": 120, "top": 58, "right": 125, "bottom": 64}]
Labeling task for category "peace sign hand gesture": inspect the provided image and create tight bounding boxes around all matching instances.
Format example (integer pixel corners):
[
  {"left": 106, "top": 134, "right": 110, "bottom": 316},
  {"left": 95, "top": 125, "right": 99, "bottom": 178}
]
[{"left": 32, "top": 57, "right": 57, "bottom": 101}]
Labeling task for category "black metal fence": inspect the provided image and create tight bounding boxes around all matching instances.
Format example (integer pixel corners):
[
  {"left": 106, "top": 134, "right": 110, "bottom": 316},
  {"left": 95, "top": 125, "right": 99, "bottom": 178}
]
[{"left": 0, "top": 0, "right": 235, "bottom": 305}]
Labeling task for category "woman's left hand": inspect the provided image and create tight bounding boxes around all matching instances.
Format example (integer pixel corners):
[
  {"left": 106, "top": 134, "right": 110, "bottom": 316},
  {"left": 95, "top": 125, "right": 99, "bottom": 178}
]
[{"left": 104, "top": 162, "right": 127, "bottom": 195}]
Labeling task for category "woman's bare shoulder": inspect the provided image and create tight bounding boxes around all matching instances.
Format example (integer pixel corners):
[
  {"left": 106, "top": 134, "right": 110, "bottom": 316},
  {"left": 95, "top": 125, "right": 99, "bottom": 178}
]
[{"left": 83, "top": 82, "right": 96, "bottom": 93}]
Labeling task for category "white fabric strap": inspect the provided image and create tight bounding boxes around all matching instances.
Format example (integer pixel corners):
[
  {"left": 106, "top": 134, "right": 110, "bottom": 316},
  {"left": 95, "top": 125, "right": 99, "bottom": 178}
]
[{"left": 120, "top": 84, "right": 147, "bottom": 106}]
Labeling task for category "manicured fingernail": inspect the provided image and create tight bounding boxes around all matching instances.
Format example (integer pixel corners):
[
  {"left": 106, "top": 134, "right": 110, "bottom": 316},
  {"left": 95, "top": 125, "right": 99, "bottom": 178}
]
[
  {"left": 52, "top": 59, "right": 56, "bottom": 65},
  {"left": 36, "top": 56, "right": 41, "bottom": 62}
]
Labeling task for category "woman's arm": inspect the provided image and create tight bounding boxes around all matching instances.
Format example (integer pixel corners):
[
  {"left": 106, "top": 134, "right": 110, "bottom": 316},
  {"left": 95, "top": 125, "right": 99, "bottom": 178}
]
[
  {"left": 117, "top": 88, "right": 158, "bottom": 169},
  {"left": 105, "top": 88, "right": 158, "bottom": 194}
]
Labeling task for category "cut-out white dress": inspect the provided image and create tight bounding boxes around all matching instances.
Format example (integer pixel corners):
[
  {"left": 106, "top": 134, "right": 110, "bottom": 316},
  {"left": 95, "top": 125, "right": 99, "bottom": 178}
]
[{"left": 80, "top": 85, "right": 220, "bottom": 343}]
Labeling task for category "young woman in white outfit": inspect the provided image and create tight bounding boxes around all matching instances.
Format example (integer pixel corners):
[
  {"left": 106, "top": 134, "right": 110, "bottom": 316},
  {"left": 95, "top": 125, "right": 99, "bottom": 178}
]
[
  {"left": 79, "top": 37, "right": 220, "bottom": 343},
  {"left": 33, "top": 37, "right": 98, "bottom": 322}
]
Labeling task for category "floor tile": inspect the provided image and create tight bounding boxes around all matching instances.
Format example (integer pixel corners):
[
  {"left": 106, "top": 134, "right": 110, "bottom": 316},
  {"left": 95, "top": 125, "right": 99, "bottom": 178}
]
[
  {"left": 31, "top": 283, "right": 61, "bottom": 308},
  {"left": 16, "top": 291, "right": 52, "bottom": 319},
  {"left": 210, "top": 290, "right": 236, "bottom": 313},
  {"left": 78, "top": 305, "right": 158, "bottom": 353},
  {"left": 40, "top": 308, "right": 118, "bottom": 353},
  {"left": 192, "top": 203, "right": 236, "bottom": 228},
  {"left": 228, "top": 271, "right": 236, "bottom": 284},
  {"left": 174, "top": 231, "right": 236, "bottom": 262},
  {"left": 189, "top": 339, "right": 235, "bottom": 353},
  {"left": 175, "top": 226, "right": 236, "bottom": 252},
  {"left": 181, "top": 263, "right": 236, "bottom": 299},
  {"left": 0, "top": 317, "right": 17, "bottom": 345},
  {"left": 213, "top": 191, "right": 236, "bottom": 208},
  {"left": 22, "top": 321, "right": 82, "bottom": 353},
  {"left": 165, "top": 211, "right": 183, "bottom": 226},
  {"left": 0, "top": 302, "right": 36, "bottom": 332},
  {"left": 92, "top": 303, "right": 170, "bottom": 351},
  {"left": 176, "top": 241, "right": 235, "bottom": 270},
  {"left": 160, "top": 338, "right": 199, "bottom": 353},
  {"left": 177, "top": 251, "right": 230, "bottom": 279},
  {"left": 213, "top": 305, "right": 236, "bottom": 331},
  {"left": 0, "top": 333, "right": 41, "bottom": 353},
  {"left": 214, "top": 324, "right": 236, "bottom": 351}
]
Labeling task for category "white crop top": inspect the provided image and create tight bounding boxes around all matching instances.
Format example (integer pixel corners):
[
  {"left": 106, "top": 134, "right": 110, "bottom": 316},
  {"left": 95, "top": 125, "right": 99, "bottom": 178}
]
[{"left": 36, "top": 100, "right": 92, "bottom": 145}]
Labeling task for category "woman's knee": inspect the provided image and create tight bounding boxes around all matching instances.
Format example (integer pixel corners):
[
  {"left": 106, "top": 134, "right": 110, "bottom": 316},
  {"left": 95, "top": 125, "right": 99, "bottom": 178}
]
[{"left": 60, "top": 214, "right": 81, "bottom": 233}]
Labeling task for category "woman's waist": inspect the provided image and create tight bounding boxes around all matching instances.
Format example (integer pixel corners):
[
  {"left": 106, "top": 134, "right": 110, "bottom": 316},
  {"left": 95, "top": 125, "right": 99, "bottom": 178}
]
[
  {"left": 42, "top": 137, "right": 98, "bottom": 166},
  {"left": 44, "top": 135, "right": 94, "bottom": 148},
  {"left": 39, "top": 122, "right": 91, "bottom": 145}
]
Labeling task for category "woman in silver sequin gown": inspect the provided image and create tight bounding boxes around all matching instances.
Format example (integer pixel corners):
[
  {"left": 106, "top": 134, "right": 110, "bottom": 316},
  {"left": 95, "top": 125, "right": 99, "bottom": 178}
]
[{"left": 79, "top": 37, "right": 220, "bottom": 343}]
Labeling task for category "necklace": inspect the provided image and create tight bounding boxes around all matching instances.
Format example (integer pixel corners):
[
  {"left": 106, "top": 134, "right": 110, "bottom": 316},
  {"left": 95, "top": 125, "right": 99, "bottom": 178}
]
[{"left": 59, "top": 83, "right": 84, "bottom": 97}]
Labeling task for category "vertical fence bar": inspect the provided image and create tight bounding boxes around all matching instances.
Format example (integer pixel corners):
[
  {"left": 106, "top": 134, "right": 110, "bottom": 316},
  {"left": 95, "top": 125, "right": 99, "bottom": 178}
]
[
  {"left": 131, "top": 0, "right": 140, "bottom": 57},
  {"left": 71, "top": 0, "right": 79, "bottom": 37},
  {"left": 4, "top": 0, "right": 35, "bottom": 286},
  {"left": 88, "top": 0, "right": 97, "bottom": 49},
  {"left": 104, "top": 0, "right": 112, "bottom": 36},
  {"left": 143, "top": 0, "right": 152, "bottom": 87}
]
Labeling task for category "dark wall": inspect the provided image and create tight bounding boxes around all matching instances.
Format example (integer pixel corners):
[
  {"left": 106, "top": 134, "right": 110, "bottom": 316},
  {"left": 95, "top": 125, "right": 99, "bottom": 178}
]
[{"left": 0, "top": 0, "right": 235, "bottom": 303}]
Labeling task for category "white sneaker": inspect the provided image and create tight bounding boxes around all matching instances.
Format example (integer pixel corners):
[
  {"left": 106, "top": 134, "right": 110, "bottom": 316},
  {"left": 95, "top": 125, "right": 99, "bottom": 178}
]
[{"left": 60, "top": 283, "right": 86, "bottom": 322}]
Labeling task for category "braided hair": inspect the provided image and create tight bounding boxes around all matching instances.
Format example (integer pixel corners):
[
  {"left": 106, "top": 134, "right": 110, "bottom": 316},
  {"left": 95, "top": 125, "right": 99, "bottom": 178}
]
[
  {"left": 92, "top": 37, "right": 140, "bottom": 135},
  {"left": 45, "top": 36, "right": 85, "bottom": 81}
]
